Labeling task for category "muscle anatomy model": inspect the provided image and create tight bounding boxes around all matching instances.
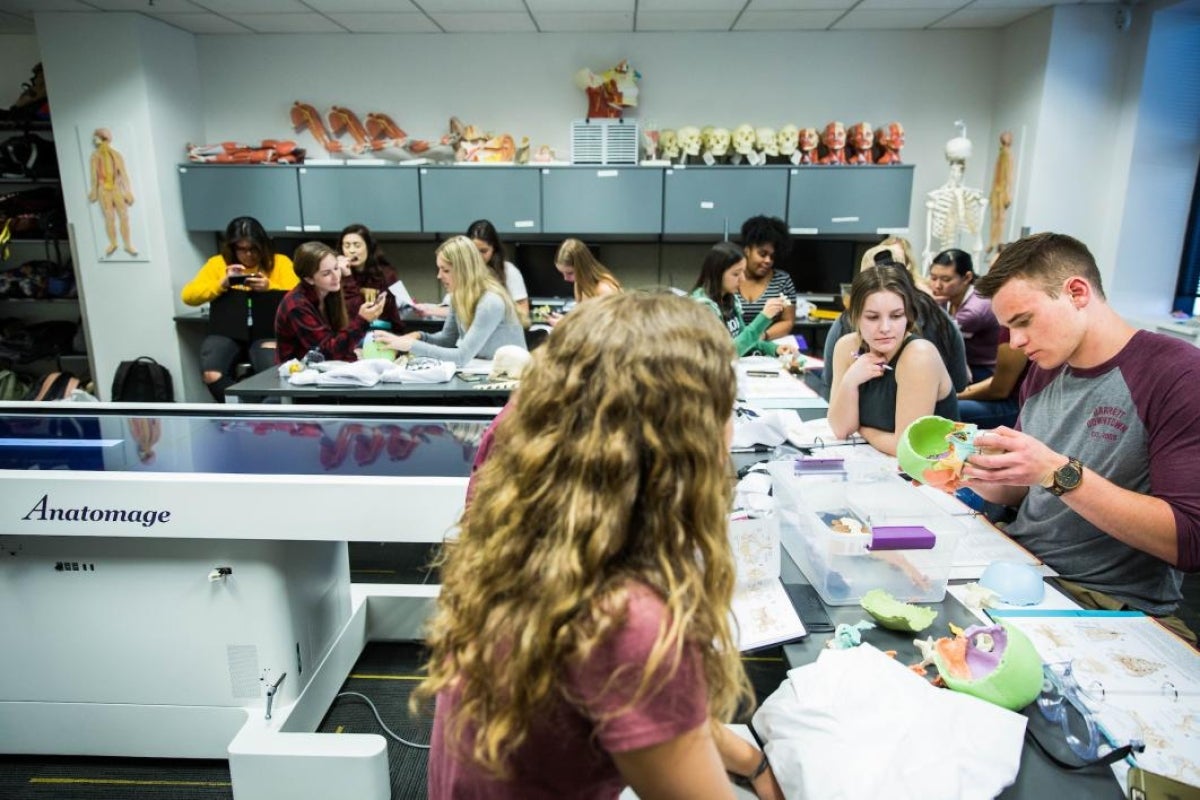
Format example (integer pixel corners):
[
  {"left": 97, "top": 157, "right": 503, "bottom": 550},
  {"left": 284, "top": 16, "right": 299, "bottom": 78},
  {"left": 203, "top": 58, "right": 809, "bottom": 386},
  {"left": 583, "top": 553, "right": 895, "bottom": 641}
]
[
  {"left": 87, "top": 128, "right": 137, "bottom": 257},
  {"left": 988, "top": 131, "right": 1014, "bottom": 254}
]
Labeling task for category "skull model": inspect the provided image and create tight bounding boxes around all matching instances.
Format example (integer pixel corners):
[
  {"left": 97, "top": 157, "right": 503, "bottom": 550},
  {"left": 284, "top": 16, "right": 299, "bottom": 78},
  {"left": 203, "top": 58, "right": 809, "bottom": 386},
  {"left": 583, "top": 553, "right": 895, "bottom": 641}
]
[
  {"left": 776, "top": 124, "right": 799, "bottom": 156},
  {"left": 660, "top": 129, "right": 680, "bottom": 160},
  {"left": 677, "top": 125, "right": 702, "bottom": 158},
  {"left": 708, "top": 127, "right": 731, "bottom": 158},
  {"left": 732, "top": 124, "right": 756, "bottom": 156},
  {"left": 756, "top": 127, "right": 778, "bottom": 157},
  {"left": 700, "top": 126, "right": 715, "bottom": 153},
  {"left": 798, "top": 127, "right": 819, "bottom": 164}
]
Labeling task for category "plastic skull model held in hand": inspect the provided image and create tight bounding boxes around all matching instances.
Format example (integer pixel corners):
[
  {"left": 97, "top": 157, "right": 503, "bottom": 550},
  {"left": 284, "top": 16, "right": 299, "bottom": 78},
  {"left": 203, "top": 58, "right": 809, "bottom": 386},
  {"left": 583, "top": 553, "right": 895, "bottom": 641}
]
[
  {"left": 776, "top": 125, "right": 799, "bottom": 157},
  {"left": 923, "top": 121, "right": 987, "bottom": 268}
]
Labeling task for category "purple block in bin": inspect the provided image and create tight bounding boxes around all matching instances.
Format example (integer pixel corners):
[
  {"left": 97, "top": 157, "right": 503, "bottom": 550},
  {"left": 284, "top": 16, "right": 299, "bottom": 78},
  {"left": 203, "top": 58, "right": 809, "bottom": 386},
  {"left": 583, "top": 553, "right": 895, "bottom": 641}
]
[
  {"left": 868, "top": 525, "right": 936, "bottom": 550},
  {"left": 795, "top": 456, "right": 844, "bottom": 473}
]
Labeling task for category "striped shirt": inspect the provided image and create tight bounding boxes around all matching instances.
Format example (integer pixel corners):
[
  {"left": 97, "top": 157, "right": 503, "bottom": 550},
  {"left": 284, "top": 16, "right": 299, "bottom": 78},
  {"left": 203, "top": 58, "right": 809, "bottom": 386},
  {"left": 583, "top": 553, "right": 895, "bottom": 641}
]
[{"left": 738, "top": 270, "right": 796, "bottom": 326}]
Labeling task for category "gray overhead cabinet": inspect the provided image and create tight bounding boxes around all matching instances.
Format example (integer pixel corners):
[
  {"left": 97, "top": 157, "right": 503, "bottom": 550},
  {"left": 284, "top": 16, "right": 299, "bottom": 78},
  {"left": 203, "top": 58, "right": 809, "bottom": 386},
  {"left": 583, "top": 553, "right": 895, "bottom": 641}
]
[
  {"left": 787, "top": 165, "right": 914, "bottom": 236},
  {"left": 297, "top": 165, "right": 421, "bottom": 234},
  {"left": 419, "top": 166, "right": 541, "bottom": 235},
  {"left": 540, "top": 166, "right": 663, "bottom": 235},
  {"left": 178, "top": 164, "right": 303, "bottom": 232},
  {"left": 663, "top": 166, "right": 789, "bottom": 235}
]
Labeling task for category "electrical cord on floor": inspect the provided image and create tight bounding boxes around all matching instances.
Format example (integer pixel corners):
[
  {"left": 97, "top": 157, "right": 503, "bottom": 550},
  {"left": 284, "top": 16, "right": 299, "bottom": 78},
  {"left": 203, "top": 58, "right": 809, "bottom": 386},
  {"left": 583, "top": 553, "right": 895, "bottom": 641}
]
[{"left": 334, "top": 691, "right": 431, "bottom": 750}]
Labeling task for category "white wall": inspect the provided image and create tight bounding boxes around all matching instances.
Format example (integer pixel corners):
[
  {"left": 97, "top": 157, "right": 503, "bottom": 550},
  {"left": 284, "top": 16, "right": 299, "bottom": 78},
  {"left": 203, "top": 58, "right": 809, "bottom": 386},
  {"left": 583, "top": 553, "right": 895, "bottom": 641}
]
[
  {"left": 196, "top": 30, "right": 1002, "bottom": 260},
  {"left": 37, "top": 12, "right": 207, "bottom": 401},
  {"left": 1107, "top": 4, "right": 1200, "bottom": 319}
]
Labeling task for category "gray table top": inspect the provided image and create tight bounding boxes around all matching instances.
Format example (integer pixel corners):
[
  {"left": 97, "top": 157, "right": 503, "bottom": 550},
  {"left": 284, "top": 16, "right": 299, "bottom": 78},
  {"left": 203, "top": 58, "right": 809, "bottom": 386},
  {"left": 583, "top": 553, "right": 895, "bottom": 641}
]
[{"left": 776, "top": 555, "right": 1124, "bottom": 799}]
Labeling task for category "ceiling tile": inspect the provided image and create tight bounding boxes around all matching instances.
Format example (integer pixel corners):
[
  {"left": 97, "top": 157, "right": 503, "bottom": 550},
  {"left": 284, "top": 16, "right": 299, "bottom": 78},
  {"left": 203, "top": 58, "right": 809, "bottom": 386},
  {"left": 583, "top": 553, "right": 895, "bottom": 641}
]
[
  {"left": 747, "top": 0, "right": 854, "bottom": 8},
  {"left": 417, "top": 0, "right": 526, "bottom": 10},
  {"left": 305, "top": 0, "right": 420, "bottom": 10},
  {"left": 640, "top": 0, "right": 745, "bottom": 9},
  {"left": 83, "top": 0, "right": 203, "bottom": 11},
  {"left": 527, "top": 0, "right": 632, "bottom": 11},
  {"left": 534, "top": 12, "right": 634, "bottom": 31},
  {"left": 932, "top": 5, "right": 1043, "bottom": 26},
  {"left": 145, "top": 11, "right": 253, "bottom": 32},
  {"left": 857, "top": 0, "right": 969, "bottom": 10},
  {"left": 0, "top": 10, "right": 34, "bottom": 32},
  {"left": 191, "top": 0, "right": 310, "bottom": 11},
  {"left": 735, "top": 9, "right": 846, "bottom": 29},
  {"left": 430, "top": 11, "right": 536, "bottom": 32},
  {"left": 636, "top": 10, "right": 740, "bottom": 30},
  {"left": 325, "top": 11, "right": 440, "bottom": 32},
  {"left": 0, "top": 0, "right": 94, "bottom": 11},
  {"left": 970, "top": 0, "right": 1053, "bottom": 7},
  {"left": 226, "top": 12, "right": 346, "bottom": 32},
  {"left": 832, "top": 7, "right": 950, "bottom": 27}
]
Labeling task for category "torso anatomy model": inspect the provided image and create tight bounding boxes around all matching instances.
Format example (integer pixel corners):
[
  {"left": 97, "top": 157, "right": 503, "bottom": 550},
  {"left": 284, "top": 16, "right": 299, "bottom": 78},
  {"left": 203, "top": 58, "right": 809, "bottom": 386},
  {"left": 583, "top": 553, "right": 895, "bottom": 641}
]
[{"left": 923, "top": 122, "right": 988, "bottom": 271}]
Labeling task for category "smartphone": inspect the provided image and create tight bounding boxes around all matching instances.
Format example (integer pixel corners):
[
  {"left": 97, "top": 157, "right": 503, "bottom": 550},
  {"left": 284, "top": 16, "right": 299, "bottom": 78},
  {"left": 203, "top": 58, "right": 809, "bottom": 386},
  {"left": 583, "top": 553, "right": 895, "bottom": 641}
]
[{"left": 228, "top": 273, "right": 249, "bottom": 287}]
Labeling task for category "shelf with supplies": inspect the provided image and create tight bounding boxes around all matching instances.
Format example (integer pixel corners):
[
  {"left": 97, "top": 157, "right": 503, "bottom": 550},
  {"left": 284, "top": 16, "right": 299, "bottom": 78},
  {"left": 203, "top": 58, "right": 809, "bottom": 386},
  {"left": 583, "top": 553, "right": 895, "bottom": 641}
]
[{"left": 177, "top": 163, "right": 915, "bottom": 238}]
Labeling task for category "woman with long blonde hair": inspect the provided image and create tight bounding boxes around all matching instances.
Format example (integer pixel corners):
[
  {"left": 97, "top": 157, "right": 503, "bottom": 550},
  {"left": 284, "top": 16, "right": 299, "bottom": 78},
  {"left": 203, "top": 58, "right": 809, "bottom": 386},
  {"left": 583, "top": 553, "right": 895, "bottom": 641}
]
[
  {"left": 417, "top": 292, "right": 782, "bottom": 799},
  {"left": 373, "top": 235, "right": 525, "bottom": 366},
  {"left": 553, "top": 237, "right": 621, "bottom": 309}
]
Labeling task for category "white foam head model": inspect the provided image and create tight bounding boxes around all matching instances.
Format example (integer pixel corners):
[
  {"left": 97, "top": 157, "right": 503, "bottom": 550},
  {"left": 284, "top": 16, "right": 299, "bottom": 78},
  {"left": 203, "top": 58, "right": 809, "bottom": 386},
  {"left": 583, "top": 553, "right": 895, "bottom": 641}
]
[
  {"left": 488, "top": 345, "right": 532, "bottom": 380},
  {"left": 732, "top": 124, "right": 756, "bottom": 155}
]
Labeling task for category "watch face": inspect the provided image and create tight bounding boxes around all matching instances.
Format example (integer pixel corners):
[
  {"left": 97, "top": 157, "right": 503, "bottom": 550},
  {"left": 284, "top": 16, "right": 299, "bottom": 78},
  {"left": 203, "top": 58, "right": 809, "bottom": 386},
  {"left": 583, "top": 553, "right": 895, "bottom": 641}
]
[{"left": 1056, "top": 460, "right": 1083, "bottom": 491}]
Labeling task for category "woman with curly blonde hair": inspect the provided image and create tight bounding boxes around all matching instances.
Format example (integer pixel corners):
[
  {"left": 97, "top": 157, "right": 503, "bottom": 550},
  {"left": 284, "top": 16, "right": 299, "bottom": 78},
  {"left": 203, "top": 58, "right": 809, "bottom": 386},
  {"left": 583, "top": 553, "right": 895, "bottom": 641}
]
[
  {"left": 416, "top": 292, "right": 782, "bottom": 799},
  {"left": 372, "top": 235, "right": 525, "bottom": 366}
]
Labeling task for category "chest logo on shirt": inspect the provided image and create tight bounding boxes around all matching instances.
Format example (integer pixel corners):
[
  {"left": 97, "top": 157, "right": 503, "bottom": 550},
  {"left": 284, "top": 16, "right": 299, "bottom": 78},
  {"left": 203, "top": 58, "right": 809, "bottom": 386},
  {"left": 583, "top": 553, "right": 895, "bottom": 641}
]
[
  {"left": 726, "top": 318, "right": 740, "bottom": 335},
  {"left": 1086, "top": 405, "right": 1128, "bottom": 442}
]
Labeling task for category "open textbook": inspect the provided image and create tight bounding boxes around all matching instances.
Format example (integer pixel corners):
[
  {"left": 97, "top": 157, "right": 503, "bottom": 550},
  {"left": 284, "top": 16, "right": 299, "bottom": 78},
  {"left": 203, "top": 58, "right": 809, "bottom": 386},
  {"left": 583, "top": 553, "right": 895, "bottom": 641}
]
[{"left": 729, "top": 511, "right": 807, "bottom": 651}]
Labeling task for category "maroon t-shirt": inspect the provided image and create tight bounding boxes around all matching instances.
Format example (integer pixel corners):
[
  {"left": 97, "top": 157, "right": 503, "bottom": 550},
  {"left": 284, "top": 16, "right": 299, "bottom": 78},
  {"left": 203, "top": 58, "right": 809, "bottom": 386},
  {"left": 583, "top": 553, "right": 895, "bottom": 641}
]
[{"left": 427, "top": 581, "right": 709, "bottom": 799}]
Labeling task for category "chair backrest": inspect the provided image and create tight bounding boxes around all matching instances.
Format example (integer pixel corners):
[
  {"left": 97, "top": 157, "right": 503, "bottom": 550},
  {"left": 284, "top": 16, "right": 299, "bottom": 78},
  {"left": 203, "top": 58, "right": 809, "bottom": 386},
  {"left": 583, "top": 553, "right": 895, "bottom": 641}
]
[{"left": 208, "top": 289, "right": 288, "bottom": 343}]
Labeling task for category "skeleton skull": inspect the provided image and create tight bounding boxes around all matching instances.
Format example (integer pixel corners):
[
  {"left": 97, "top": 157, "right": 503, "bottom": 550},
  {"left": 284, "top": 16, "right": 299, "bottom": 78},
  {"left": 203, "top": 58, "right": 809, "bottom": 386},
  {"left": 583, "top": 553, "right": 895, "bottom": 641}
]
[
  {"left": 756, "top": 127, "right": 778, "bottom": 157},
  {"left": 776, "top": 124, "right": 799, "bottom": 156},
  {"left": 708, "top": 127, "right": 731, "bottom": 158},
  {"left": 677, "top": 125, "right": 702, "bottom": 157},
  {"left": 488, "top": 345, "right": 532, "bottom": 381},
  {"left": 700, "top": 125, "right": 715, "bottom": 152},
  {"left": 732, "top": 124, "right": 756, "bottom": 156},
  {"left": 660, "top": 129, "right": 680, "bottom": 159}
]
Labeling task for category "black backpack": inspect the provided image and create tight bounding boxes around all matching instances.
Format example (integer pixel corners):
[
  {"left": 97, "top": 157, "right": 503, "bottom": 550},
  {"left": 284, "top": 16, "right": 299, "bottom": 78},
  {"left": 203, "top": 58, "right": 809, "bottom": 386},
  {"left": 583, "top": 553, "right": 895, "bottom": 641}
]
[{"left": 112, "top": 357, "right": 173, "bottom": 402}]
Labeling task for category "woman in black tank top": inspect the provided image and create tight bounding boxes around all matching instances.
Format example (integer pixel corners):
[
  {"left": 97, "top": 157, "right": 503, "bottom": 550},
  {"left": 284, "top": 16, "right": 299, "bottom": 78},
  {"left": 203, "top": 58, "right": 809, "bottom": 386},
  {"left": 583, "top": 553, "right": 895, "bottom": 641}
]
[{"left": 827, "top": 267, "right": 958, "bottom": 455}]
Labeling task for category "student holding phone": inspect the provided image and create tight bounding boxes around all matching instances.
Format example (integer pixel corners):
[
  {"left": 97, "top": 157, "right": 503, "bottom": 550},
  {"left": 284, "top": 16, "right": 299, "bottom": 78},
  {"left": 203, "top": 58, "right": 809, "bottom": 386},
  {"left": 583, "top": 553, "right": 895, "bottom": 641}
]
[
  {"left": 181, "top": 216, "right": 298, "bottom": 401},
  {"left": 340, "top": 223, "right": 405, "bottom": 330}
]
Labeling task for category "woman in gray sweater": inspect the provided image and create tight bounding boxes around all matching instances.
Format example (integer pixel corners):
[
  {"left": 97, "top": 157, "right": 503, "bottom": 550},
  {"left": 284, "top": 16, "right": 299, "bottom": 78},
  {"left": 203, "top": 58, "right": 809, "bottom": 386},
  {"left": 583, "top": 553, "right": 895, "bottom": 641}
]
[{"left": 374, "top": 236, "right": 526, "bottom": 366}]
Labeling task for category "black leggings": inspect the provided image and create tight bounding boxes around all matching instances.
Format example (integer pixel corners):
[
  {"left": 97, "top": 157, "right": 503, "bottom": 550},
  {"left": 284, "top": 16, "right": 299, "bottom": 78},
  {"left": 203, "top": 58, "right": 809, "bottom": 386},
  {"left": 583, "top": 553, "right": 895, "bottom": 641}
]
[{"left": 200, "top": 334, "right": 275, "bottom": 402}]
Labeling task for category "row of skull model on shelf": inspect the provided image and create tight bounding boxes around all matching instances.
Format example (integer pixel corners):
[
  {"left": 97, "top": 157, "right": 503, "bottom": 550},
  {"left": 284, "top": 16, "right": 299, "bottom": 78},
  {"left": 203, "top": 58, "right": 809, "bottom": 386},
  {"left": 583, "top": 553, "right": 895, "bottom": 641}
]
[{"left": 648, "top": 121, "right": 905, "bottom": 166}]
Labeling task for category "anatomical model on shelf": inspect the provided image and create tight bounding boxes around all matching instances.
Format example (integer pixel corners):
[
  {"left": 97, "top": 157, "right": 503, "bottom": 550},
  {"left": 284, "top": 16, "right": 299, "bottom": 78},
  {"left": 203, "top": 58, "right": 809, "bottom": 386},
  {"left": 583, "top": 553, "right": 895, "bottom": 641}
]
[
  {"left": 923, "top": 122, "right": 987, "bottom": 269},
  {"left": 796, "top": 127, "right": 819, "bottom": 165},
  {"left": 676, "top": 125, "right": 702, "bottom": 165},
  {"left": 818, "top": 120, "right": 847, "bottom": 165},
  {"left": 776, "top": 124, "right": 799, "bottom": 160},
  {"left": 704, "top": 127, "right": 731, "bottom": 164},
  {"left": 730, "top": 124, "right": 756, "bottom": 165},
  {"left": 641, "top": 126, "right": 660, "bottom": 162},
  {"left": 755, "top": 127, "right": 778, "bottom": 163},
  {"left": 874, "top": 121, "right": 905, "bottom": 165},
  {"left": 847, "top": 122, "right": 874, "bottom": 164},
  {"left": 456, "top": 124, "right": 518, "bottom": 163},
  {"left": 659, "top": 129, "right": 680, "bottom": 162},
  {"left": 574, "top": 59, "right": 640, "bottom": 120},
  {"left": 988, "top": 130, "right": 1014, "bottom": 254},
  {"left": 289, "top": 102, "right": 457, "bottom": 162}
]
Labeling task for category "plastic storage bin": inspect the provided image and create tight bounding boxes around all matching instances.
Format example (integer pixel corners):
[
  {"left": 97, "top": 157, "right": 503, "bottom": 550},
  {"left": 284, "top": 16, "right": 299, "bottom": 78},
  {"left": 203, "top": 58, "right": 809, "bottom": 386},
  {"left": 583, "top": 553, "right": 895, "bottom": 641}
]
[{"left": 767, "top": 461, "right": 962, "bottom": 606}]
